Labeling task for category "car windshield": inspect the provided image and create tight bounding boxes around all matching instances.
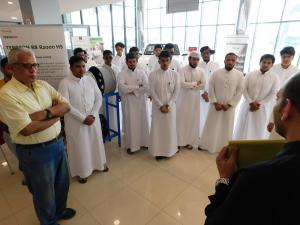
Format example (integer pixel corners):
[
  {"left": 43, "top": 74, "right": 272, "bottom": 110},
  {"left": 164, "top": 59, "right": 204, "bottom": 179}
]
[{"left": 143, "top": 44, "right": 181, "bottom": 55}]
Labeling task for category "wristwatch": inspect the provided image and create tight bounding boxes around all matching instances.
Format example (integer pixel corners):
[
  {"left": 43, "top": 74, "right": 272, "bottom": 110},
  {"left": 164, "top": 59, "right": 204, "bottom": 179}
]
[
  {"left": 45, "top": 109, "right": 53, "bottom": 119},
  {"left": 215, "top": 178, "right": 230, "bottom": 187}
]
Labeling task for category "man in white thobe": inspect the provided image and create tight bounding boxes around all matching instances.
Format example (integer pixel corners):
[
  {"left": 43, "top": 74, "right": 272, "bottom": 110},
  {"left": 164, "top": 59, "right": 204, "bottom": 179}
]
[
  {"left": 73, "top": 47, "right": 97, "bottom": 70},
  {"left": 176, "top": 52, "right": 205, "bottom": 150},
  {"left": 198, "top": 46, "right": 220, "bottom": 136},
  {"left": 267, "top": 46, "right": 300, "bottom": 139},
  {"left": 148, "top": 44, "right": 162, "bottom": 72},
  {"left": 112, "top": 42, "right": 126, "bottom": 71},
  {"left": 149, "top": 50, "right": 180, "bottom": 160},
  {"left": 164, "top": 43, "right": 183, "bottom": 72},
  {"left": 233, "top": 54, "right": 280, "bottom": 140},
  {"left": 118, "top": 52, "right": 150, "bottom": 154},
  {"left": 199, "top": 53, "right": 244, "bottom": 154},
  {"left": 58, "top": 56, "right": 108, "bottom": 183}
]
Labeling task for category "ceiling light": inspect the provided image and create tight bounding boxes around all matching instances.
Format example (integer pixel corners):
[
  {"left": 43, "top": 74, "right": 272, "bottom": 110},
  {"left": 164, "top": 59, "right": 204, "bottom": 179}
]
[
  {"left": 11, "top": 17, "right": 18, "bottom": 20},
  {"left": 1, "top": 162, "right": 8, "bottom": 167},
  {"left": 8, "top": 1, "right": 13, "bottom": 4}
]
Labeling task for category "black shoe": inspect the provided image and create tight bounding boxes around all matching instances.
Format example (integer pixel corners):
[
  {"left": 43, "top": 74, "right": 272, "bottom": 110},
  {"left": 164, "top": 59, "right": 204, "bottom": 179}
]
[
  {"left": 155, "top": 156, "right": 164, "bottom": 161},
  {"left": 127, "top": 148, "right": 134, "bottom": 155},
  {"left": 102, "top": 165, "right": 109, "bottom": 172},
  {"left": 59, "top": 208, "right": 76, "bottom": 220},
  {"left": 78, "top": 178, "right": 88, "bottom": 183},
  {"left": 186, "top": 145, "right": 193, "bottom": 150},
  {"left": 198, "top": 146, "right": 204, "bottom": 151}
]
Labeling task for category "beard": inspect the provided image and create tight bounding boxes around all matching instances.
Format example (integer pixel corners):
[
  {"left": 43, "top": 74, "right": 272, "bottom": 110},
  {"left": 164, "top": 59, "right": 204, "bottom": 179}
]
[
  {"left": 225, "top": 65, "right": 234, "bottom": 71},
  {"left": 189, "top": 63, "right": 197, "bottom": 68}
]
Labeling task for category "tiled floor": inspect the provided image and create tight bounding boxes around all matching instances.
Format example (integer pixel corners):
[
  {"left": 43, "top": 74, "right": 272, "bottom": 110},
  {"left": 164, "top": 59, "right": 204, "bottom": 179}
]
[{"left": 0, "top": 141, "right": 218, "bottom": 225}]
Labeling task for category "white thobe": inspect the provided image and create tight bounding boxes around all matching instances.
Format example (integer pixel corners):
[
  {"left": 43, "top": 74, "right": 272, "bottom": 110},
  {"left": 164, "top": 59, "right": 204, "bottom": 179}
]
[
  {"left": 148, "top": 55, "right": 160, "bottom": 72},
  {"left": 176, "top": 65, "right": 205, "bottom": 147},
  {"left": 200, "top": 68, "right": 244, "bottom": 154},
  {"left": 198, "top": 61, "right": 220, "bottom": 136},
  {"left": 58, "top": 74, "right": 107, "bottom": 178},
  {"left": 117, "top": 68, "right": 150, "bottom": 152},
  {"left": 170, "top": 58, "right": 182, "bottom": 72},
  {"left": 112, "top": 55, "right": 126, "bottom": 72},
  {"left": 233, "top": 70, "right": 280, "bottom": 140},
  {"left": 149, "top": 68, "right": 180, "bottom": 157},
  {"left": 268, "top": 64, "right": 300, "bottom": 139}
]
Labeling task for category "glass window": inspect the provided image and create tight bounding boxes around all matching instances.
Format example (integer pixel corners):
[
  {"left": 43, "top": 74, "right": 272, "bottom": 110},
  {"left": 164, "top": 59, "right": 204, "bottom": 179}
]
[
  {"left": 113, "top": 27, "right": 125, "bottom": 44},
  {"left": 249, "top": 23, "right": 280, "bottom": 71},
  {"left": 147, "top": 28, "right": 161, "bottom": 43},
  {"left": 257, "top": 0, "right": 285, "bottom": 22},
  {"left": 275, "top": 22, "right": 300, "bottom": 65},
  {"left": 125, "top": 6, "right": 136, "bottom": 27},
  {"left": 100, "top": 27, "right": 112, "bottom": 50},
  {"left": 112, "top": 5, "right": 124, "bottom": 27},
  {"left": 173, "top": 12, "right": 186, "bottom": 27},
  {"left": 214, "top": 25, "right": 235, "bottom": 63},
  {"left": 161, "top": 9, "right": 173, "bottom": 27},
  {"left": 243, "top": 24, "right": 255, "bottom": 73},
  {"left": 185, "top": 26, "right": 200, "bottom": 49},
  {"left": 147, "top": 9, "right": 161, "bottom": 28},
  {"left": 71, "top": 11, "right": 81, "bottom": 24},
  {"left": 218, "top": 0, "right": 239, "bottom": 24},
  {"left": 125, "top": 0, "right": 135, "bottom": 7},
  {"left": 64, "top": 31, "right": 72, "bottom": 49},
  {"left": 63, "top": 13, "right": 72, "bottom": 24},
  {"left": 200, "top": 26, "right": 216, "bottom": 48},
  {"left": 144, "top": 9, "right": 148, "bottom": 29},
  {"left": 248, "top": 0, "right": 260, "bottom": 23},
  {"left": 187, "top": 9, "right": 201, "bottom": 26},
  {"left": 148, "top": 0, "right": 161, "bottom": 9},
  {"left": 98, "top": 5, "right": 111, "bottom": 27},
  {"left": 161, "top": 27, "right": 173, "bottom": 43},
  {"left": 201, "top": 1, "right": 219, "bottom": 25},
  {"left": 126, "top": 28, "right": 136, "bottom": 49},
  {"left": 82, "top": 8, "right": 97, "bottom": 25},
  {"left": 160, "top": 0, "right": 166, "bottom": 8},
  {"left": 90, "top": 26, "right": 98, "bottom": 37},
  {"left": 72, "top": 28, "right": 88, "bottom": 36},
  {"left": 173, "top": 27, "right": 186, "bottom": 52},
  {"left": 282, "top": 0, "right": 300, "bottom": 21}
]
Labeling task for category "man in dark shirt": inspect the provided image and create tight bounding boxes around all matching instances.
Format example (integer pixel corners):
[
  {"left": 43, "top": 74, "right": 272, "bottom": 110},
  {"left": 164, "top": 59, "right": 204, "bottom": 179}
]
[{"left": 204, "top": 73, "right": 300, "bottom": 225}]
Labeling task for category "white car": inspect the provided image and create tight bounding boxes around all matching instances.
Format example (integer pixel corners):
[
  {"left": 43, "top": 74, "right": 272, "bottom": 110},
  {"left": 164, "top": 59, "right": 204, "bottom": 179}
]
[{"left": 139, "top": 43, "right": 188, "bottom": 67}]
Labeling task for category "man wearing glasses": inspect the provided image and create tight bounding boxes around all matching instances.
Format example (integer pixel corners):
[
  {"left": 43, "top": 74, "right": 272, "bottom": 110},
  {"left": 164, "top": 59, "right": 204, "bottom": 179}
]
[{"left": 0, "top": 48, "right": 75, "bottom": 225}]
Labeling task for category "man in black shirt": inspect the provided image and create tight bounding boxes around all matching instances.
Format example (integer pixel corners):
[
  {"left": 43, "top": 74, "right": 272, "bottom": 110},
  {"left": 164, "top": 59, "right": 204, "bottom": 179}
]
[{"left": 205, "top": 73, "right": 300, "bottom": 225}]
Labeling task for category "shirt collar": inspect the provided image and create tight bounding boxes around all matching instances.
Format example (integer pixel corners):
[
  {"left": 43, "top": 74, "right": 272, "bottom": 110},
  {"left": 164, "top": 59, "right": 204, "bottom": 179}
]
[
  {"left": 68, "top": 72, "right": 82, "bottom": 83},
  {"left": 10, "top": 76, "right": 41, "bottom": 93}
]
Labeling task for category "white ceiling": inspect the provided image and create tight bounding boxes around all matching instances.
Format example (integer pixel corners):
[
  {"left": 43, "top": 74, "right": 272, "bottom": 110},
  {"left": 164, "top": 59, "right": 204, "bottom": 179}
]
[{"left": 0, "top": 0, "right": 121, "bottom": 23}]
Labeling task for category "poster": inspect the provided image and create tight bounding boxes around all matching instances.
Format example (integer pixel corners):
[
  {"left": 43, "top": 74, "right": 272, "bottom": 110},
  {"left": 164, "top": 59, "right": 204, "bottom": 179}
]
[
  {"left": 226, "top": 35, "right": 249, "bottom": 73},
  {"left": 0, "top": 25, "right": 69, "bottom": 89},
  {"left": 72, "top": 36, "right": 104, "bottom": 65}
]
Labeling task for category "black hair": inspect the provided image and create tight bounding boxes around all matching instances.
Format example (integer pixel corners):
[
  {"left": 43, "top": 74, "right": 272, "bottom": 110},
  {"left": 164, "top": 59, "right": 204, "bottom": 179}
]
[
  {"left": 225, "top": 52, "right": 238, "bottom": 58},
  {"left": 73, "top": 47, "right": 84, "bottom": 56},
  {"left": 115, "top": 42, "right": 125, "bottom": 49},
  {"left": 69, "top": 55, "right": 85, "bottom": 66},
  {"left": 280, "top": 46, "right": 295, "bottom": 56},
  {"left": 282, "top": 73, "right": 300, "bottom": 111},
  {"left": 260, "top": 54, "right": 275, "bottom": 64},
  {"left": 154, "top": 44, "right": 162, "bottom": 50},
  {"left": 164, "top": 43, "right": 174, "bottom": 50},
  {"left": 1, "top": 57, "right": 8, "bottom": 67},
  {"left": 159, "top": 50, "right": 172, "bottom": 60},
  {"left": 103, "top": 50, "right": 113, "bottom": 57},
  {"left": 126, "top": 52, "right": 138, "bottom": 61},
  {"left": 129, "top": 47, "right": 139, "bottom": 53}
]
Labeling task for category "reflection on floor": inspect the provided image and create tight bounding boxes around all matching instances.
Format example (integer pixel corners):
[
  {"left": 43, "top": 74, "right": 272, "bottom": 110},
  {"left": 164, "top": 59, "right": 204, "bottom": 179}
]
[{"left": 0, "top": 141, "right": 218, "bottom": 225}]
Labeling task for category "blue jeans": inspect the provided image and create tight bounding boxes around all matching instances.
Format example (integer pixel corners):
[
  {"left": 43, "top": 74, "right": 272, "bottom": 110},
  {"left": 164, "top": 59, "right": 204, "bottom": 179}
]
[{"left": 16, "top": 137, "right": 70, "bottom": 225}]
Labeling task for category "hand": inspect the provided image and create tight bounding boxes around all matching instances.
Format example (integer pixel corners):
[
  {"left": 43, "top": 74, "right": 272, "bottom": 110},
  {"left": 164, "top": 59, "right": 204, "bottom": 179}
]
[
  {"left": 222, "top": 104, "right": 232, "bottom": 111},
  {"left": 148, "top": 96, "right": 152, "bottom": 101},
  {"left": 139, "top": 84, "right": 143, "bottom": 88},
  {"left": 52, "top": 99, "right": 59, "bottom": 106},
  {"left": 201, "top": 91, "right": 209, "bottom": 102},
  {"left": 216, "top": 146, "right": 238, "bottom": 179},
  {"left": 197, "top": 80, "right": 202, "bottom": 86},
  {"left": 83, "top": 115, "right": 95, "bottom": 126},
  {"left": 160, "top": 105, "right": 169, "bottom": 113},
  {"left": 267, "top": 122, "right": 274, "bottom": 132},
  {"left": 249, "top": 102, "right": 260, "bottom": 112},
  {"left": 214, "top": 103, "right": 223, "bottom": 111}
]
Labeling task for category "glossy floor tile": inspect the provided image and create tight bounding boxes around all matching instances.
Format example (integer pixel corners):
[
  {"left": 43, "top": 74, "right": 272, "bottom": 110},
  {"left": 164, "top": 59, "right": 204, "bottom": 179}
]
[{"left": 0, "top": 141, "right": 218, "bottom": 225}]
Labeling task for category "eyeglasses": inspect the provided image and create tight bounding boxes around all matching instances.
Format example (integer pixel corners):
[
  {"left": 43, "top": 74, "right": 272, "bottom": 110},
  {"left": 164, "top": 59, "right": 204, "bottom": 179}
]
[{"left": 14, "top": 63, "right": 39, "bottom": 69}]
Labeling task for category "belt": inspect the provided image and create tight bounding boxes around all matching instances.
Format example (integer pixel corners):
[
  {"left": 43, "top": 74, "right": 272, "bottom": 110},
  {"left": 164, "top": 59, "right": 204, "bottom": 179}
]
[{"left": 16, "top": 133, "right": 63, "bottom": 148}]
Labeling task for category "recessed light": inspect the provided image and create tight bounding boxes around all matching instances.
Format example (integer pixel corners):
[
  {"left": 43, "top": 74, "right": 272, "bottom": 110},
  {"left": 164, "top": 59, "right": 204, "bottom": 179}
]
[
  {"left": 8, "top": 1, "right": 13, "bottom": 4},
  {"left": 11, "top": 17, "right": 18, "bottom": 20}
]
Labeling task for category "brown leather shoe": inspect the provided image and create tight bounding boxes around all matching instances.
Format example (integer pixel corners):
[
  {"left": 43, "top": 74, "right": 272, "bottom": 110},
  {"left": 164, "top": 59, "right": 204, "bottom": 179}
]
[
  {"left": 78, "top": 178, "right": 88, "bottom": 183},
  {"left": 186, "top": 145, "right": 193, "bottom": 150}
]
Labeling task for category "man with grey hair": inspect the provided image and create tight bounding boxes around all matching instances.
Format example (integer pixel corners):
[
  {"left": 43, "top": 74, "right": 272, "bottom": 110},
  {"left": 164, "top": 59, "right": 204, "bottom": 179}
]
[
  {"left": 176, "top": 52, "right": 205, "bottom": 150},
  {"left": 0, "top": 48, "right": 75, "bottom": 225}
]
